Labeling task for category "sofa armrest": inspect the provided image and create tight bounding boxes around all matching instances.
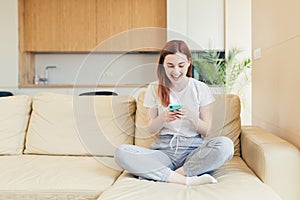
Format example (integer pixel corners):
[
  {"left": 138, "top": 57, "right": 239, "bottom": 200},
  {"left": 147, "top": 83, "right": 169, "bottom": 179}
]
[{"left": 241, "top": 126, "right": 300, "bottom": 200}]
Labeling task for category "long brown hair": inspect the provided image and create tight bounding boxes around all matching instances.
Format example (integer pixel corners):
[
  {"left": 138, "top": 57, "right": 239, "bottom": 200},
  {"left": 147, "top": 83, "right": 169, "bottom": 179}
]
[{"left": 157, "top": 40, "right": 193, "bottom": 107}]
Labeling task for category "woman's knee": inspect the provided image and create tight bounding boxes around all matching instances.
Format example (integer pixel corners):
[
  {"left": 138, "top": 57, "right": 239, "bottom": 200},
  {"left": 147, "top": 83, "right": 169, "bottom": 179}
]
[
  {"left": 115, "top": 144, "right": 133, "bottom": 163},
  {"left": 115, "top": 144, "right": 154, "bottom": 164},
  {"left": 209, "top": 136, "right": 234, "bottom": 161},
  {"left": 218, "top": 136, "right": 234, "bottom": 160}
]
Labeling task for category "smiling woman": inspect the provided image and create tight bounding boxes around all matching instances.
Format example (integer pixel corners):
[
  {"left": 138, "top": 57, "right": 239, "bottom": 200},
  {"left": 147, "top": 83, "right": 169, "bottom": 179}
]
[{"left": 114, "top": 40, "right": 234, "bottom": 186}]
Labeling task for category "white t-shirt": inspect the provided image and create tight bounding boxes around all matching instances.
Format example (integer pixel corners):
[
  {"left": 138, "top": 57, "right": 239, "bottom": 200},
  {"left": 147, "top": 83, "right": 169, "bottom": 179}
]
[{"left": 143, "top": 78, "right": 215, "bottom": 137}]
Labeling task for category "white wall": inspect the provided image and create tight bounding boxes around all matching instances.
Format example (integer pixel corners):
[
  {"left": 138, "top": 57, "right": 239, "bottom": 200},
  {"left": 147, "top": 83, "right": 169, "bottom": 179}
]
[
  {"left": 225, "top": 0, "right": 252, "bottom": 125},
  {"left": 167, "top": 0, "right": 224, "bottom": 50},
  {"left": 0, "top": 0, "right": 18, "bottom": 88},
  {"left": 187, "top": 0, "right": 224, "bottom": 50},
  {"left": 35, "top": 53, "right": 158, "bottom": 85}
]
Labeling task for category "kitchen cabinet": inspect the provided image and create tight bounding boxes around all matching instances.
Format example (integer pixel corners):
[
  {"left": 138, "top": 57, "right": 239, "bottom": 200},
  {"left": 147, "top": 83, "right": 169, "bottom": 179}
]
[
  {"left": 96, "top": 0, "right": 166, "bottom": 51},
  {"left": 24, "top": 0, "right": 96, "bottom": 52},
  {"left": 167, "top": 0, "right": 224, "bottom": 51}
]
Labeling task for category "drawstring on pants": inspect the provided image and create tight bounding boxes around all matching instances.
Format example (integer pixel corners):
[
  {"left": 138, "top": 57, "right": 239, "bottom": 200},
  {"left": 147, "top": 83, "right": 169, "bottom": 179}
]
[{"left": 170, "top": 135, "right": 180, "bottom": 154}]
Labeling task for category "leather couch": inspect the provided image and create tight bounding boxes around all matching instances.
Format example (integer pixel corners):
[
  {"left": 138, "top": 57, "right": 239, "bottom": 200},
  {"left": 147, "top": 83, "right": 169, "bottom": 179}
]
[{"left": 0, "top": 91, "right": 299, "bottom": 200}]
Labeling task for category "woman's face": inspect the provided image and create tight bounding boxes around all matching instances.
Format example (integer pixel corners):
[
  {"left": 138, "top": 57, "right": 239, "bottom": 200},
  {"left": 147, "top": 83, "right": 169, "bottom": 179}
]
[{"left": 163, "top": 52, "right": 191, "bottom": 84}]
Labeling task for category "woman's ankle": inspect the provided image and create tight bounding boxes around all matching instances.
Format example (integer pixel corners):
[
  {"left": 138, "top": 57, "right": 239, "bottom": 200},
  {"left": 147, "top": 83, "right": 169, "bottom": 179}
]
[{"left": 175, "top": 167, "right": 186, "bottom": 176}]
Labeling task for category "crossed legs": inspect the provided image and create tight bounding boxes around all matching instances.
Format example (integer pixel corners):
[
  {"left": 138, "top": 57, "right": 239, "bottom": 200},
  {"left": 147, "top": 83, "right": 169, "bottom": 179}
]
[{"left": 114, "top": 136, "right": 234, "bottom": 185}]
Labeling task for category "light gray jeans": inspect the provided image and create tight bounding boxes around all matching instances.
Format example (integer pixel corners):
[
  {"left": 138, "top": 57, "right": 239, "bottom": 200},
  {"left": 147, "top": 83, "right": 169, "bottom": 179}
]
[{"left": 115, "top": 134, "right": 234, "bottom": 182}]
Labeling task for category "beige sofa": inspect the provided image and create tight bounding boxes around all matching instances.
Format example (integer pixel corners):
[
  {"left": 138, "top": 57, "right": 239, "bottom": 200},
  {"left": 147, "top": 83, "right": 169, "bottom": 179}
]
[{"left": 0, "top": 92, "right": 299, "bottom": 200}]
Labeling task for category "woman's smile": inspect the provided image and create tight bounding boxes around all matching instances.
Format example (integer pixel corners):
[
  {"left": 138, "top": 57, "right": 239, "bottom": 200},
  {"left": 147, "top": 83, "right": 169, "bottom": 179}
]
[
  {"left": 163, "top": 52, "right": 190, "bottom": 84},
  {"left": 171, "top": 73, "right": 182, "bottom": 81}
]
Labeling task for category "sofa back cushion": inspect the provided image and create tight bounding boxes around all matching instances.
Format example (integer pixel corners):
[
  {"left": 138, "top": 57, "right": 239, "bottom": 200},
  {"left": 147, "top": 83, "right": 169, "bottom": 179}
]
[
  {"left": 24, "top": 92, "right": 135, "bottom": 156},
  {"left": 135, "top": 90, "right": 241, "bottom": 156},
  {"left": 207, "top": 94, "right": 241, "bottom": 156},
  {"left": 0, "top": 95, "right": 31, "bottom": 155},
  {"left": 134, "top": 90, "right": 158, "bottom": 147}
]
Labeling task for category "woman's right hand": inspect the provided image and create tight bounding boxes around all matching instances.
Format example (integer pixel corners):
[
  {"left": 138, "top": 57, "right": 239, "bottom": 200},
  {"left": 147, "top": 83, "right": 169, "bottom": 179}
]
[{"left": 164, "top": 109, "right": 183, "bottom": 122}]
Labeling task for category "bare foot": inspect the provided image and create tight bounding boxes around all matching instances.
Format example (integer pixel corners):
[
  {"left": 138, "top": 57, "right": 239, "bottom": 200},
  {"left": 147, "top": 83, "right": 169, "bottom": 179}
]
[{"left": 175, "top": 167, "right": 186, "bottom": 176}]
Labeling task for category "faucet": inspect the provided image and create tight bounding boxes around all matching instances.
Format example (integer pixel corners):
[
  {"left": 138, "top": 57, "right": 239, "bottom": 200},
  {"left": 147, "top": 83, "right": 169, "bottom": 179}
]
[{"left": 38, "top": 66, "right": 57, "bottom": 84}]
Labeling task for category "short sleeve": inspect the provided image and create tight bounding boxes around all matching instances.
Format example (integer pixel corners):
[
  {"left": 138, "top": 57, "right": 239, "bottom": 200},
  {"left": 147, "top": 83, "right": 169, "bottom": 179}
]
[
  {"left": 143, "top": 82, "right": 159, "bottom": 108},
  {"left": 197, "top": 81, "right": 215, "bottom": 107}
]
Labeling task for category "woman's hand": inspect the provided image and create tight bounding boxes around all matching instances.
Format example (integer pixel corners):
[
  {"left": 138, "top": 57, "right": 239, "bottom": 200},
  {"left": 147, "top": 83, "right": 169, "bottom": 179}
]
[
  {"left": 165, "top": 109, "right": 183, "bottom": 122},
  {"left": 164, "top": 107, "right": 196, "bottom": 122},
  {"left": 146, "top": 107, "right": 183, "bottom": 134}
]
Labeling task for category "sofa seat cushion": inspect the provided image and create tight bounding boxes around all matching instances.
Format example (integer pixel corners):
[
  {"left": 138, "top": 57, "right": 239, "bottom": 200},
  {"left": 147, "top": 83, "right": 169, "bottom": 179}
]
[
  {"left": 97, "top": 157, "right": 281, "bottom": 200},
  {"left": 0, "top": 155, "right": 122, "bottom": 199}
]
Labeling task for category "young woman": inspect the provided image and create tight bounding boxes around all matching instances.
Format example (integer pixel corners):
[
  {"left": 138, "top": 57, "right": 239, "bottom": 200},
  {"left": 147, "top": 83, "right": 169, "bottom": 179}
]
[{"left": 115, "top": 40, "right": 234, "bottom": 186}]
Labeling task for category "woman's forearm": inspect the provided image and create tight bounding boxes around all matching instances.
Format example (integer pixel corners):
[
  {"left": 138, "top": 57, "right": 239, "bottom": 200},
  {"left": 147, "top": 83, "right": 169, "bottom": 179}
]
[
  {"left": 187, "top": 111, "right": 211, "bottom": 137},
  {"left": 190, "top": 117, "right": 210, "bottom": 137},
  {"left": 147, "top": 111, "right": 166, "bottom": 134}
]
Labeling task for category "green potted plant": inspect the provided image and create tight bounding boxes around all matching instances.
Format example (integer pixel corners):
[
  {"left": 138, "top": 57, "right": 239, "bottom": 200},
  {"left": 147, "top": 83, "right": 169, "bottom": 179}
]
[
  {"left": 224, "top": 48, "right": 251, "bottom": 94},
  {"left": 192, "top": 49, "right": 225, "bottom": 86},
  {"left": 192, "top": 48, "right": 251, "bottom": 94}
]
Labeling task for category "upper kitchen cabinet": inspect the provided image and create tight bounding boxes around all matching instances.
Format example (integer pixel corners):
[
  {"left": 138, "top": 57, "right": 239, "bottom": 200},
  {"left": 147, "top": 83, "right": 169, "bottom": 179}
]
[
  {"left": 96, "top": 0, "right": 167, "bottom": 51},
  {"left": 23, "top": 0, "right": 96, "bottom": 52},
  {"left": 22, "top": 0, "right": 166, "bottom": 52},
  {"left": 167, "top": 0, "right": 224, "bottom": 51}
]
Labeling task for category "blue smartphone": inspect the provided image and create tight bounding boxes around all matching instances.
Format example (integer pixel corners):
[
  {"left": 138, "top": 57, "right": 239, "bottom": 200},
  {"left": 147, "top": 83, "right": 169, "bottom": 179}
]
[{"left": 168, "top": 104, "right": 182, "bottom": 112}]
